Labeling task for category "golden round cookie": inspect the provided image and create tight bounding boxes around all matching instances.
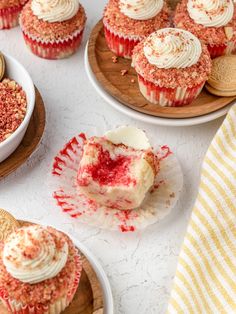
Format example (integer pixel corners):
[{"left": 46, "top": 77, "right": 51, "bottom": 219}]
[
  {"left": 205, "top": 83, "right": 236, "bottom": 97},
  {"left": 207, "top": 55, "right": 236, "bottom": 92},
  {"left": 0, "top": 208, "right": 20, "bottom": 241},
  {"left": 0, "top": 52, "right": 5, "bottom": 81}
]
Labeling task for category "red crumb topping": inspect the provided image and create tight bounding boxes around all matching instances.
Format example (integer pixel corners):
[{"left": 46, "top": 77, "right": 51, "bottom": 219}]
[
  {"left": 20, "top": 1, "right": 86, "bottom": 41},
  {"left": 132, "top": 39, "right": 212, "bottom": 89},
  {"left": 103, "top": 0, "right": 170, "bottom": 38},
  {"left": 0, "top": 79, "right": 27, "bottom": 143},
  {"left": 0, "top": 0, "right": 27, "bottom": 10},
  {"left": 0, "top": 227, "right": 82, "bottom": 306},
  {"left": 174, "top": 0, "right": 236, "bottom": 46},
  {"left": 78, "top": 140, "right": 136, "bottom": 187}
]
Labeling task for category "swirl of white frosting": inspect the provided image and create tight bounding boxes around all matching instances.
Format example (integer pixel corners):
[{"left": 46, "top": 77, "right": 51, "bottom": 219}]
[
  {"left": 187, "top": 0, "right": 234, "bottom": 27},
  {"left": 3, "top": 226, "right": 68, "bottom": 284},
  {"left": 143, "top": 28, "right": 202, "bottom": 69},
  {"left": 31, "top": 0, "right": 80, "bottom": 23},
  {"left": 119, "top": 0, "right": 164, "bottom": 20}
]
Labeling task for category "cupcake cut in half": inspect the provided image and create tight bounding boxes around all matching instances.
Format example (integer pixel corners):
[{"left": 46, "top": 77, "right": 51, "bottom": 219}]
[
  {"left": 103, "top": 0, "right": 170, "bottom": 59},
  {"left": 0, "top": 225, "right": 82, "bottom": 314},
  {"left": 77, "top": 126, "right": 159, "bottom": 210},
  {"left": 174, "top": 0, "right": 236, "bottom": 58},
  {"left": 0, "top": 0, "right": 28, "bottom": 29},
  {"left": 20, "top": 0, "right": 86, "bottom": 59},
  {"left": 132, "top": 27, "right": 212, "bottom": 107}
]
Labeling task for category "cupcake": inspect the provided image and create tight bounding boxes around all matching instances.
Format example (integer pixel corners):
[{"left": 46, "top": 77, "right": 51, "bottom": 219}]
[
  {"left": 132, "top": 28, "right": 212, "bottom": 107},
  {"left": 77, "top": 126, "right": 159, "bottom": 210},
  {"left": 174, "top": 0, "right": 236, "bottom": 58},
  {"left": 103, "top": 0, "right": 170, "bottom": 59},
  {"left": 0, "top": 0, "right": 28, "bottom": 29},
  {"left": 19, "top": 0, "right": 86, "bottom": 59},
  {"left": 0, "top": 225, "right": 82, "bottom": 314}
]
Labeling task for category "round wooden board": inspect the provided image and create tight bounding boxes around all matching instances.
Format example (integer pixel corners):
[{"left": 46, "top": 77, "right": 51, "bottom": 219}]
[
  {"left": 0, "top": 88, "right": 45, "bottom": 179},
  {"left": 0, "top": 221, "right": 104, "bottom": 314},
  {"left": 88, "top": 20, "right": 236, "bottom": 119}
]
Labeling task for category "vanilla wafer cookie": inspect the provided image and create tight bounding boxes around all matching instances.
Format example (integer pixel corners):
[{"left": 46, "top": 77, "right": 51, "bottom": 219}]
[
  {"left": 0, "top": 208, "right": 20, "bottom": 241},
  {"left": 0, "top": 52, "right": 5, "bottom": 81}
]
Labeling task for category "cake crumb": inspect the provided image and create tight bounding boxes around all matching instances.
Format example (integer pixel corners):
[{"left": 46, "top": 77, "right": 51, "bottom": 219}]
[
  {"left": 112, "top": 56, "right": 118, "bottom": 63},
  {"left": 121, "top": 69, "right": 128, "bottom": 76}
]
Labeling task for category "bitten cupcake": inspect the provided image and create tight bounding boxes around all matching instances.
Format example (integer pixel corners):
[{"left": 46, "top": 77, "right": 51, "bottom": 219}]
[
  {"left": 103, "top": 0, "right": 170, "bottom": 59},
  {"left": 174, "top": 0, "right": 236, "bottom": 58},
  {"left": 0, "top": 225, "right": 82, "bottom": 314},
  {"left": 19, "top": 0, "right": 86, "bottom": 59},
  {"left": 0, "top": 0, "right": 28, "bottom": 29},
  {"left": 132, "top": 28, "right": 212, "bottom": 107}
]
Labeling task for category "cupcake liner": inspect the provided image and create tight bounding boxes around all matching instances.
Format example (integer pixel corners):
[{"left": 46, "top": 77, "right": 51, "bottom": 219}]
[
  {"left": 208, "top": 41, "right": 236, "bottom": 58},
  {"left": 22, "top": 28, "right": 84, "bottom": 60},
  {"left": 138, "top": 74, "right": 205, "bottom": 107},
  {"left": 50, "top": 132, "right": 183, "bottom": 232},
  {"left": 0, "top": 5, "right": 25, "bottom": 29},
  {"left": 103, "top": 24, "right": 141, "bottom": 59},
  {"left": 0, "top": 248, "right": 82, "bottom": 314}
]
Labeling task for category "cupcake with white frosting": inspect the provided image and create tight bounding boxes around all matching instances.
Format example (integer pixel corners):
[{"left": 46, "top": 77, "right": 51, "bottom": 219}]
[
  {"left": 0, "top": 0, "right": 28, "bottom": 29},
  {"left": 174, "top": 0, "right": 236, "bottom": 58},
  {"left": 103, "top": 0, "right": 170, "bottom": 59},
  {"left": 0, "top": 225, "right": 82, "bottom": 314},
  {"left": 19, "top": 0, "right": 86, "bottom": 59},
  {"left": 132, "top": 28, "right": 212, "bottom": 106}
]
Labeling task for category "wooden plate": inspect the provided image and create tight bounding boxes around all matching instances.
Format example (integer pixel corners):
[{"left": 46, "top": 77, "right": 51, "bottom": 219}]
[
  {"left": 0, "top": 88, "right": 45, "bottom": 179},
  {"left": 88, "top": 20, "right": 236, "bottom": 119},
  {"left": 0, "top": 221, "right": 104, "bottom": 314}
]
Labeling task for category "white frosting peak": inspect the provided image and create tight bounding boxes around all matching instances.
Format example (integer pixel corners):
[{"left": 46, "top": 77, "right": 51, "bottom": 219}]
[
  {"left": 3, "top": 226, "right": 68, "bottom": 284},
  {"left": 31, "top": 0, "right": 80, "bottom": 23},
  {"left": 119, "top": 0, "right": 164, "bottom": 20},
  {"left": 105, "top": 126, "right": 151, "bottom": 150},
  {"left": 187, "top": 0, "right": 234, "bottom": 27},
  {"left": 143, "top": 28, "right": 202, "bottom": 69}
]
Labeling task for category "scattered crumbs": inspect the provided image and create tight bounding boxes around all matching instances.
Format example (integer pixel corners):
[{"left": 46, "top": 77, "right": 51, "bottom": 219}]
[
  {"left": 121, "top": 69, "right": 128, "bottom": 76},
  {"left": 112, "top": 56, "right": 118, "bottom": 63},
  {"left": 170, "top": 192, "right": 175, "bottom": 198}
]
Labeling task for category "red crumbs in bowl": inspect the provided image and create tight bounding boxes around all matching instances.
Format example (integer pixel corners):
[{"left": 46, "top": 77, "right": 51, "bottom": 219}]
[{"left": 0, "top": 78, "right": 27, "bottom": 143}]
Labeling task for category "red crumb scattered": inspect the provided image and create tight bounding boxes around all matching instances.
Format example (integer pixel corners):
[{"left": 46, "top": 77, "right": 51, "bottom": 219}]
[
  {"left": 78, "top": 141, "right": 136, "bottom": 187},
  {"left": 132, "top": 39, "right": 212, "bottom": 89},
  {"left": 112, "top": 56, "right": 118, "bottom": 63},
  {"left": 0, "top": 227, "right": 82, "bottom": 306},
  {"left": 0, "top": 78, "right": 27, "bottom": 143},
  {"left": 0, "top": 0, "right": 27, "bottom": 10},
  {"left": 174, "top": 0, "right": 236, "bottom": 46},
  {"left": 79, "top": 132, "right": 87, "bottom": 142},
  {"left": 121, "top": 69, "right": 128, "bottom": 76},
  {"left": 103, "top": 0, "right": 170, "bottom": 38},
  {"left": 20, "top": 2, "right": 87, "bottom": 41},
  {"left": 120, "top": 225, "right": 135, "bottom": 232}
]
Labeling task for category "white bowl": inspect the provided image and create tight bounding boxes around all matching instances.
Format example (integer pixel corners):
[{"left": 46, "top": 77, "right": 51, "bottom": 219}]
[{"left": 0, "top": 54, "right": 35, "bottom": 163}]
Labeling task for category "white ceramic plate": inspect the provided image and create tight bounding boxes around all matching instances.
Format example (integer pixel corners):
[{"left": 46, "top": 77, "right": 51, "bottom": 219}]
[{"left": 85, "top": 43, "right": 235, "bottom": 127}]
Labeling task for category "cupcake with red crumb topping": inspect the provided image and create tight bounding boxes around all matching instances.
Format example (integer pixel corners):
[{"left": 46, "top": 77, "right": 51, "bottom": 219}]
[
  {"left": 174, "top": 0, "right": 236, "bottom": 58},
  {"left": 132, "top": 28, "right": 212, "bottom": 107},
  {"left": 19, "top": 0, "right": 86, "bottom": 59},
  {"left": 77, "top": 126, "right": 159, "bottom": 210},
  {"left": 0, "top": 0, "right": 28, "bottom": 29},
  {"left": 103, "top": 0, "right": 170, "bottom": 59},
  {"left": 0, "top": 225, "right": 82, "bottom": 314}
]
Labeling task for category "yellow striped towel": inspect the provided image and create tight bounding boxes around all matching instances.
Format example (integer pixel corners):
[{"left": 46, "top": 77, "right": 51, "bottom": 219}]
[{"left": 167, "top": 105, "right": 236, "bottom": 314}]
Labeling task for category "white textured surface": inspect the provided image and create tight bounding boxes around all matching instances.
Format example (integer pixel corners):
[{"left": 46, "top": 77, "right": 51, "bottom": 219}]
[{"left": 0, "top": 1, "right": 226, "bottom": 313}]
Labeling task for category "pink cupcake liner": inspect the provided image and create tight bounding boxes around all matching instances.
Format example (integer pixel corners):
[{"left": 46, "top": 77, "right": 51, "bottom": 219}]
[
  {"left": 104, "top": 24, "right": 141, "bottom": 59},
  {"left": 208, "top": 41, "right": 236, "bottom": 58},
  {"left": 22, "top": 29, "right": 84, "bottom": 60},
  {"left": 0, "top": 248, "right": 82, "bottom": 314},
  {"left": 138, "top": 74, "right": 205, "bottom": 107},
  {"left": 49, "top": 132, "right": 183, "bottom": 232},
  {"left": 0, "top": 4, "right": 26, "bottom": 29}
]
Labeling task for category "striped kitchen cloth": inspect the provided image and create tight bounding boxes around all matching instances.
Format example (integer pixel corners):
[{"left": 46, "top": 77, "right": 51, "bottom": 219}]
[{"left": 167, "top": 105, "right": 236, "bottom": 314}]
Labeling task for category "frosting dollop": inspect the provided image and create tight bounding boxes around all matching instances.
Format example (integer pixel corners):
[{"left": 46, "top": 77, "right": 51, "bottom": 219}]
[
  {"left": 3, "top": 226, "right": 68, "bottom": 284},
  {"left": 119, "top": 0, "right": 164, "bottom": 20},
  {"left": 187, "top": 0, "right": 234, "bottom": 27},
  {"left": 143, "top": 28, "right": 202, "bottom": 69},
  {"left": 31, "top": 0, "right": 80, "bottom": 23}
]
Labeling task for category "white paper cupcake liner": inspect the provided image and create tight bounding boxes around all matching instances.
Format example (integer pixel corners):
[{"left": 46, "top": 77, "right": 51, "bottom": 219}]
[{"left": 50, "top": 132, "right": 183, "bottom": 232}]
